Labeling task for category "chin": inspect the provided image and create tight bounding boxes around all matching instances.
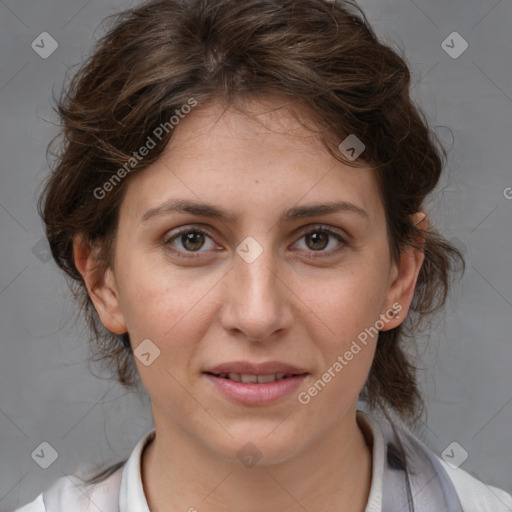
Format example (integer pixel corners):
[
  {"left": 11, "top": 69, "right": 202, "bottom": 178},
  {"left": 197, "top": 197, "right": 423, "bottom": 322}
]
[{"left": 205, "top": 428, "right": 307, "bottom": 468}]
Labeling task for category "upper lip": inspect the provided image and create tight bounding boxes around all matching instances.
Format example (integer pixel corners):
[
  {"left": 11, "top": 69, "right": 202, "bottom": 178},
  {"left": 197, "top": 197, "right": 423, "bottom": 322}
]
[{"left": 204, "top": 361, "right": 309, "bottom": 376}]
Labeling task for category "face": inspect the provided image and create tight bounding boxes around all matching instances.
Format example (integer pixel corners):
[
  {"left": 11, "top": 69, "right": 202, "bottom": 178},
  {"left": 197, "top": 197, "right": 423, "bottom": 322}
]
[{"left": 79, "top": 96, "right": 424, "bottom": 465}]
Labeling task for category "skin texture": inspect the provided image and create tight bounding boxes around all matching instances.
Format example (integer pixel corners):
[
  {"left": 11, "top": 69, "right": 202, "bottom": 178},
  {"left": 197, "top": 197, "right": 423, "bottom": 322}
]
[{"left": 74, "top": 97, "right": 426, "bottom": 512}]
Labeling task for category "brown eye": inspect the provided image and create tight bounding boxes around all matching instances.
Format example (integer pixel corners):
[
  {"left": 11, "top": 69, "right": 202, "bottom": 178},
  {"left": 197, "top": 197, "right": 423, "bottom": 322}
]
[
  {"left": 180, "top": 231, "right": 206, "bottom": 251},
  {"left": 165, "top": 227, "right": 217, "bottom": 257},
  {"left": 304, "top": 231, "right": 330, "bottom": 251},
  {"left": 293, "top": 226, "right": 347, "bottom": 257}
]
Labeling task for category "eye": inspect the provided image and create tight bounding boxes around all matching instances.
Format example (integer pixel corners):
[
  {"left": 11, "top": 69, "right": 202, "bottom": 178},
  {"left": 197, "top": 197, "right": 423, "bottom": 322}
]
[
  {"left": 164, "top": 226, "right": 218, "bottom": 257},
  {"left": 292, "top": 225, "right": 347, "bottom": 257},
  {"left": 164, "top": 224, "right": 347, "bottom": 259}
]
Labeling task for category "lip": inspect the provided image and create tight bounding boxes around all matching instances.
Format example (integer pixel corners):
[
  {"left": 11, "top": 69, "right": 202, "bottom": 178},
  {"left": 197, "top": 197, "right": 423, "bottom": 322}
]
[
  {"left": 202, "top": 360, "right": 309, "bottom": 406},
  {"left": 203, "top": 373, "right": 308, "bottom": 406},
  {"left": 204, "top": 360, "right": 308, "bottom": 375}
]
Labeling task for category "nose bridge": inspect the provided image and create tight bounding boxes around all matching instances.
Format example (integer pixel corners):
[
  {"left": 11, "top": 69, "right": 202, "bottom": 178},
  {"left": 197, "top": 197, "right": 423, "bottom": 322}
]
[
  {"left": 234, "top": 234, "right": 280, "bottom": 304},
  {"left": 221, "top": 233, "right": 289, "bottom": 339}
]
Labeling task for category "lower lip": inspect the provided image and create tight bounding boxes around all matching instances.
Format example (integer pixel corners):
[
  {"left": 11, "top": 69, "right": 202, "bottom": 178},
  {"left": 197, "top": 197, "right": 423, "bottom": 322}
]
[{"left": 203, "top": 373, "right": 308, "bottom": 406}]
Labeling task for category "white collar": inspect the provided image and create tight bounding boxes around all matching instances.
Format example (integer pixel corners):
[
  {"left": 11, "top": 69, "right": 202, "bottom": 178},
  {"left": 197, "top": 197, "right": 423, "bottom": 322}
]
[
  {"left": 357, "top": 410, "right": 386, "bottom": 512},
  {"left": 118, "top": 410, "right": 387, "bottom": 512},
  {"left": 119, "top": 428, "right": 154, "bottom": 512}
]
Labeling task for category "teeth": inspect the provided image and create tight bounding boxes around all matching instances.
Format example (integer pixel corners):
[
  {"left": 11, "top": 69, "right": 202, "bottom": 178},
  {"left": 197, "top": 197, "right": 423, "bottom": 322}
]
[
  {"left": 216, "top": 372, "right": 292, "bottom": 382},
  {"left": 257, "top": 374, "right": 277, "bottom": 383},
  {"left": 241, "top": 374, "right": 258, "bottom": 383}
]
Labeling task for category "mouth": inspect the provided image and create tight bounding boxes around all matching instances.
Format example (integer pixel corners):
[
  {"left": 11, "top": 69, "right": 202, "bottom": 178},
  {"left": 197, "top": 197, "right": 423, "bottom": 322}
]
[
  {"left": 202, "top": 361, "right": 309, "bottom": 405},
  {"left": 203, "top": 371, "right": 305, "bottom": 383},
  {"left": 203, "top": 360, "right": 309, "bottom": 377}
]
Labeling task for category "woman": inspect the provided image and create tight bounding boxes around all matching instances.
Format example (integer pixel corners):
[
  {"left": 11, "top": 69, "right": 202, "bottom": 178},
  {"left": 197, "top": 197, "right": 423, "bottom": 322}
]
[{"left": 15, "top": 0, "right": 512, "bottom": 510}]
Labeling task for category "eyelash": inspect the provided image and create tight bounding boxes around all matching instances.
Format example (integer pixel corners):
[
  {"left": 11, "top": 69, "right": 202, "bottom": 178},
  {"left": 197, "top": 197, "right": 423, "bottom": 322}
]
[{"left": 163, "top": 224, "right": 347, "bottom": 259}]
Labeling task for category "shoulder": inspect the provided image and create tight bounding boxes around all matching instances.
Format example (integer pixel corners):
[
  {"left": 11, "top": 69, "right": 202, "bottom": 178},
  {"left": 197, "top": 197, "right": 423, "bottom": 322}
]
[
  {"left": 12, "top": 466, "right": 123, "bottom": 512},
  {"left": 437, "top": 456, "right": 512, "bottom": 512},
  {"left": 12, "top": 429, "right": 155, "bottom": 512},
  {"left": 357, "top": 409, "right": 512, "bottom": 512},
  {"left": 12, "top": 493, "right": 45, "bottom": 512}
]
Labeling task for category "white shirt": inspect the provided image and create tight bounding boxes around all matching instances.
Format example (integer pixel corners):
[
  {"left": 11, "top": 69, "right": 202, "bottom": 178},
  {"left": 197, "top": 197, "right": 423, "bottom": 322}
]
[{"left": 14, "top": 411, "right": 512, "bottom": 512}]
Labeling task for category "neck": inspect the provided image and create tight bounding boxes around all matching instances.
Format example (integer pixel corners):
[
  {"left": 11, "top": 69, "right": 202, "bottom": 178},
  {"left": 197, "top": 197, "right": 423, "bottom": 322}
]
[{"left": 141, "top": 409, "right": 373, "bottom": 512}]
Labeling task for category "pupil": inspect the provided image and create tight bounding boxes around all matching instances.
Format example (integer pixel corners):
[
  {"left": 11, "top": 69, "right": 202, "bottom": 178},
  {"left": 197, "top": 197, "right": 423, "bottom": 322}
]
[
  {"left": 307, "top": 232, "right": 328, "bottom": 251},
  {"left": 183, "top": 232, "right": 204, "bottom": 251}
]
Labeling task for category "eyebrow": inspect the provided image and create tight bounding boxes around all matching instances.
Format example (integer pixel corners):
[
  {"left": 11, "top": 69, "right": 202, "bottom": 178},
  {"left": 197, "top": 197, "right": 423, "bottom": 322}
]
[{"left": 141, "top": 199, "right": 369, "bottom": 224}]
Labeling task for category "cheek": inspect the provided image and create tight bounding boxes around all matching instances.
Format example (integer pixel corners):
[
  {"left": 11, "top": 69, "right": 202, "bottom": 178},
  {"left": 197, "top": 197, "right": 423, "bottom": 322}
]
[
  {"left": 309, "top": 286, "right": 380, "bottom": 385},
  {"left": 116, "top": 253, "right": 217, "bottom": 340},
  {"left": 298, "top": 280, "right": 382, "bottom": 412},
  {"left": 298, "top": 257, "right": 390, "bottom": 344},
  {"left": 120, "top": 265, "right": 212, "bottom": 400}
]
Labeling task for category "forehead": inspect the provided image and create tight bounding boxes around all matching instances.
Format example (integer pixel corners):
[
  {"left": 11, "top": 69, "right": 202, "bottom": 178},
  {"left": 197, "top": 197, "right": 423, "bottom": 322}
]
[{"left": 120, "top": 97, "right": 384, "bottom": 227}]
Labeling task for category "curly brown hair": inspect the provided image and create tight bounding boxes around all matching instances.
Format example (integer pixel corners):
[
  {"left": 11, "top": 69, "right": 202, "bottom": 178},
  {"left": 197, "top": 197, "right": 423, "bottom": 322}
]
[{"left": 39, "top": 0, "right": 464, "bottom": 427}]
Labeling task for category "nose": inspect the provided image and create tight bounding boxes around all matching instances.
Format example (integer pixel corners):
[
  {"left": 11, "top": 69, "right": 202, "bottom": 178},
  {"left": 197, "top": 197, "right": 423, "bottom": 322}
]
[{"left": 219, "top": 240, "right": 294, "bottom": 342}]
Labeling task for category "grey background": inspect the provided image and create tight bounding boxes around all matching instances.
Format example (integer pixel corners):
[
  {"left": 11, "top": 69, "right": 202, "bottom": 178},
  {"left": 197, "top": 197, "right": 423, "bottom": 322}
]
[{"left": 0, "top": 0, "right": 511, "bottom": 509}]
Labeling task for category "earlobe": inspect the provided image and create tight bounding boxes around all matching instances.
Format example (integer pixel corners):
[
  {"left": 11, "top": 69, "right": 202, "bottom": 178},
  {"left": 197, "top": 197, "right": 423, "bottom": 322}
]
[
  {"left": 381, "top": 212, "right": 428, "bottom": 330},
  {"left": 73, "top": 234, "right": 128, "bottom": 335}
]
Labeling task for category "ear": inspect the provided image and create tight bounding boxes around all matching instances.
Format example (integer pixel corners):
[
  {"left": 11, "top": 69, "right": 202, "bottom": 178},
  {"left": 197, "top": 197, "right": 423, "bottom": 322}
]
[
  {"left": 73, "top": 234, "right": 128, "bottom": 335},
  {"left": 380, "top": 212, "right": 428, "bottom": 330}
]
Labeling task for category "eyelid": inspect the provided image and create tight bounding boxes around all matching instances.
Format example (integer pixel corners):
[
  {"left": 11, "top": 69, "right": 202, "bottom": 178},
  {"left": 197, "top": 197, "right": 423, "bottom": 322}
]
[
  {"left": 294, "top": 223, "right": 346, "bottom": 238},
  {"left": 165, "top": 223, "right": 216, "bottom": 239}
]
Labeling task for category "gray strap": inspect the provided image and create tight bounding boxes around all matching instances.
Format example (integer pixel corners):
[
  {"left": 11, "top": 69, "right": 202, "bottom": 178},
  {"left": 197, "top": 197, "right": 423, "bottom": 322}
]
[{"left": 380, "top": 416, "right": 465, "bottom": 512}]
